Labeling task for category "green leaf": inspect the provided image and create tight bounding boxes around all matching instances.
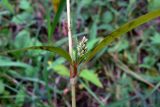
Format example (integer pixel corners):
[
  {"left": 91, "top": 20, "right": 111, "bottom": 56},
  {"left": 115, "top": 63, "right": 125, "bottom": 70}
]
[
  {"left": 0, "top": 80, "right": 5, "bottom": 94},
  {"left": 19, "top": 0, "right": 32, "bottom": 11},
  {"left": 139, "top": 56, "right": 156, "bottom": 69},
  {"left": 0, "top": 46, "right": 72, "bottom": 63},
  {"left": 151, "top": 32, "right": 160, "bottom": 45},
  {"left": 12, "top": 12, "right": 33, "bottom": 24},
  {"left": 86, "top": 9, "right": 160, "bottom": 62},
  {"left": 89, "top": 22, "right": 97, "bottom": 40},
  {"left": 102, "top": 11, "right": 113, "bottom": 24},
  {"left": 0, "top": 59, "right": 32, "bottom": 68},
  {"left": 87, "top": 38, "right": 100, "bottom": 51},
  {"left": 25, "top": 67, "right": 38, "bottom": 77},
  {"left": 144, "top": 81, "right": 160, "bottom": 99},
  {"left": 80, "top": 69, "right": 103, "bottom": 88},
  {"left": 14, "top": 30, "right": 31, "bottom": 49},
  {"left": 0, "top": 35, "right": 9, "bottom": 47},
  {"left": 109, "top": 38, "right": 129, "bottom": 52},
  {"left": 117, "top": 60, "right": 156, "bottom": 88},
  {"left": 50, "top": 64, "right": 70, "bottom": 77},
  {"left": 148, "top": 0, "right": 160, "bottom": 11},
  {"left": 1, "top": 0, "right": 14, "bottom": 13},
  {"left": 15, "top": 89, "right": 25, "bottom": 106},
  {"left": 26, "top": 38, "right": 43, "bottom": 56},
  {"left": 50, "top": 57, "right": 66, "bottom": 65},
  {"left": 80, "top": 80, "right": 104, "bottom": 106},
  {"left": 81, "top": 0, "right": 92, "bottom": 6},
  {"left": 49, "top": 0, "right": 66, "bottom": 42}
]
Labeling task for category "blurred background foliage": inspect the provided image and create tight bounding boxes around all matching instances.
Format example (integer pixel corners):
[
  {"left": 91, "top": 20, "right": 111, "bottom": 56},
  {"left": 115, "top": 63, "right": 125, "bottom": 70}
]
[{"left": 0, "top": 0, "right": 160, "bottom": 107}]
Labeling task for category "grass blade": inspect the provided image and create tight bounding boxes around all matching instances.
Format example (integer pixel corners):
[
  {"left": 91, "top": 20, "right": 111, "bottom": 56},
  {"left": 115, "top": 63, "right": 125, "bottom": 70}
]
[
  {"left": 1, "top": 0, "right": 14, "bottom": 14},
  {"left": 144, "top": 81, "right": 160, "bottom": 99},
  {"left": 86, "top": 9, "right": 160, "bottom": 62},
  {"left": 0, "top": 46, "right": 72, "bottom": 63},
  {"left": 79, "top": 79, "right": 105, "bottom": 106},
  {"left": 49, "top": 0, "right": 66, "bottom": 43},
  {"left": 0, "top": 60, "right": 31, "bottom": 68},
  {"left": 116, "top": 59, "right": 156, "bottom": 89}
]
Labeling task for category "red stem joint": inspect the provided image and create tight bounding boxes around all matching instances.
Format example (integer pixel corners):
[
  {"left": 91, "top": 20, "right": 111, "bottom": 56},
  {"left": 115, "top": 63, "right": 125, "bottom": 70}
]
[{"left": 70, "top": 63, "right": 78, "bottom": 78}]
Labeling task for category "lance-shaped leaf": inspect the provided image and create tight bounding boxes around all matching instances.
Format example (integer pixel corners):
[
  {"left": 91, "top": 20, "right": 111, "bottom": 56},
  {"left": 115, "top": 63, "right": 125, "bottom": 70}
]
[
  {"left": 86, "top": 9, "right": 160, "bottom": 62},
  {"left": 0, "top": 46, "right": 72, "bottom": 63},
  {"left": 49, "top": 0, "right": 66, "bottom": 42}
]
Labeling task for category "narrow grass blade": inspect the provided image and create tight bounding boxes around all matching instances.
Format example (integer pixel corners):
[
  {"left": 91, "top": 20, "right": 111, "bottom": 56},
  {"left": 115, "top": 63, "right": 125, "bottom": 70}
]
[
  {"left": 79, "top": 79, "right": 105, "bottom": 106},
  {"left": 116, "top": 59, "right": 156, "bottom": 89},
  {"left": 0, "top": 46, "right": 72, "bottom": 63},
  {"left": 49, "top": 0, "right": 66, "bottom": 42},
  {"left": 144, "top": 81, "right": 160, "bottom": 99},
  {"left": 86, "top": 9, "right": 160, "bottom": 62},
  {"left": 0, "top": 60, "right": 31, "bottom": 68},
  {"left": 1, "top": 0, "right": 14, "bottom": 14}
]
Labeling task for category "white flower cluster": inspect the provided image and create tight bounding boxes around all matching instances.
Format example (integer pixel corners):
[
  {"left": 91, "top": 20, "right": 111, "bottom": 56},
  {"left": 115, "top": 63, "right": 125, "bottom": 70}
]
[{"left": 77, "top": 36, "right": 88, "bottom": 57}]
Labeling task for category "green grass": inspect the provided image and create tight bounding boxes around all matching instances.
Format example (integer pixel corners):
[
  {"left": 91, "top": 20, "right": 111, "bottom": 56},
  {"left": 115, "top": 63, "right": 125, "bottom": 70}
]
[{"left": 0, "top": 0, "right": 160, "bottom": 106}]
